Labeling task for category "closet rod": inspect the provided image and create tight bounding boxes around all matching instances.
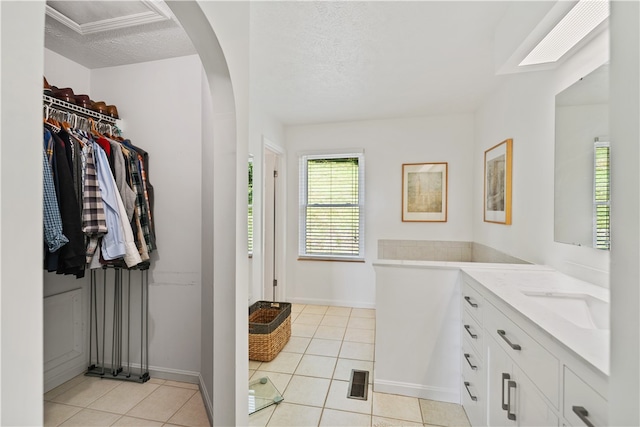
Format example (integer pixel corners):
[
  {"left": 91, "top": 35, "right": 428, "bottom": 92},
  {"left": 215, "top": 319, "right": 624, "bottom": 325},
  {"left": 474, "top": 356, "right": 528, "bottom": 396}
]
[{"left": 43, "top": 94, "right": 118, "bottom": 124}]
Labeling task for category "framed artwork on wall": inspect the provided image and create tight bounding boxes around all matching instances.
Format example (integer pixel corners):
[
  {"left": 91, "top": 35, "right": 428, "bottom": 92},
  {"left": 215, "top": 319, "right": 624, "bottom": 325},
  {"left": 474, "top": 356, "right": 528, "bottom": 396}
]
[
  {"left": 402, "top": 162, "right": 448, "bottom": 222},
  {"left": 484, "top": 138, "right": 513, "bottom": 224}
]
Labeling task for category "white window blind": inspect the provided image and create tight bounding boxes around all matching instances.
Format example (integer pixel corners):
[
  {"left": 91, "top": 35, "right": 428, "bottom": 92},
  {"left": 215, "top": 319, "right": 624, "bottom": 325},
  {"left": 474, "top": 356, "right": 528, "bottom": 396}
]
[
  {"left": 593, "top": 142, "right": 610, "bottom": 250},
  {"left": 248, "top": 158, "right": 254, "bottom": 255},
  {"left": 299, "top": 152, "right": 365, "bottom": 260}
]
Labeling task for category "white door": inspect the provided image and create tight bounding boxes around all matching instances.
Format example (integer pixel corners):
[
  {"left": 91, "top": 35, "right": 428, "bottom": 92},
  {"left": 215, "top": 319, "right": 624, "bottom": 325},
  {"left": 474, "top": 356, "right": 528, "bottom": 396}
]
[{"left": 263, "top": 148, "right": 280, "bottom": 301}]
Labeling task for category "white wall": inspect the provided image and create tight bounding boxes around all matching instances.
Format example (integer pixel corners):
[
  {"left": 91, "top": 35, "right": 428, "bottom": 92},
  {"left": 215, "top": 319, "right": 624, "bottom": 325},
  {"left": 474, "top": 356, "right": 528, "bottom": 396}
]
[
  {"left": 473, "top": 33, "right": 610, "bottom": 287},
  {"left": 44, "top": 49, "right": 91, "bottom": 95},
  {"left": 285, "top": 114, "right": 475, "bottom": 307},
  {"left": 609, "top": 1, "right": 640, "bottom": 424},
  {"left": 175, "top": 2, "right": 250, "bottom": 423},
  {"left": 0, "top": 2, "right": 46, "bottom": 424},
  {"left": 91, "top": 55, "right": 204, "bottom": 377}
]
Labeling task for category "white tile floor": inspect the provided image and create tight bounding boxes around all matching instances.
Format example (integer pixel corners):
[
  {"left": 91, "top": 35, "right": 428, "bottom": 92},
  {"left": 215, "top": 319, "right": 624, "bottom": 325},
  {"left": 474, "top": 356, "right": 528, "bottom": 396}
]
[
  {"left": 44, "top": 303, "right": 470, "bottom": 427},
  {"left": 44, "top": 376, "right": 208, "bottom": 426},
  {"left": 249, "top": 304, "right": 471, "bottom": 427}
]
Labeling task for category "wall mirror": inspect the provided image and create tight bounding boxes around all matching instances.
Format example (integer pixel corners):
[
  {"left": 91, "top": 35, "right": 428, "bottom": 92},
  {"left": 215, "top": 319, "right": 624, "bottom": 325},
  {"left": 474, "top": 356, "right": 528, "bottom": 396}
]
[{"left": 554, "top": 63, "right": 610, "bottom": 249}]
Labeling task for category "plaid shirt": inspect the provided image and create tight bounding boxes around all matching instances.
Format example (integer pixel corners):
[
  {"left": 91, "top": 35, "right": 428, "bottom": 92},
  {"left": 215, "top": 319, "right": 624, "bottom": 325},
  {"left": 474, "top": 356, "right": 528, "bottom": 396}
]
[
  {"left": 122, "top": 145, "right": 155, "bottom": 253},
  {"left": 43, "top": 149, "right": 69, "bottom": 252},
  {"left": 81, "top": 142, "right": 108, "bottom": 263}
]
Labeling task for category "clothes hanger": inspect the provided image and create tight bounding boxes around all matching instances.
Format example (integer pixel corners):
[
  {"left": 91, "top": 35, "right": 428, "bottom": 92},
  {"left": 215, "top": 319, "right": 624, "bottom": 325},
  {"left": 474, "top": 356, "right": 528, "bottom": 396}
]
[
  {"left": 88, "top": 118, "right": 104, "bottom": 139},
  {"left": 60, "top": 111, "right": 72, "bottom": 132},
  {"left": 44, "top": 104, "right": 61, "bottom": 131}
]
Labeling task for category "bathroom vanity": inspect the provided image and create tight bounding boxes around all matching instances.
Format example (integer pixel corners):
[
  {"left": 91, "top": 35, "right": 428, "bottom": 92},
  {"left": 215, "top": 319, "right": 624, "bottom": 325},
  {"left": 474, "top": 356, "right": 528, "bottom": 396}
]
[{"left": 373, "top": 261, "right": 609, "bottom": 427}]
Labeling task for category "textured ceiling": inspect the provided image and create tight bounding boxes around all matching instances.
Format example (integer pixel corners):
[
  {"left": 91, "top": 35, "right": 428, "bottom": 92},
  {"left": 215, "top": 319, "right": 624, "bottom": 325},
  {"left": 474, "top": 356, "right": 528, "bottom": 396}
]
[
  {"left": 45, "top": 1, "right": 196, "bottom": 69},
  {"left": 250, "top": 1, "right": 511, "bottom": 125},
  {"left": 45, "top": 1, "right": 513, "bottom": 125}
]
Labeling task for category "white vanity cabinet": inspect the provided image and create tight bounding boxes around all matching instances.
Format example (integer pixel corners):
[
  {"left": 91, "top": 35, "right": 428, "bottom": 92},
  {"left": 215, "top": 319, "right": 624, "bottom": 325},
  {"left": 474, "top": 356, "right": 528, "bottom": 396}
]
[
  {"left": 461, "top": 272, "right": 608, "bottom": 427},
  {"left": 461, "top": 280, "right": 487, "bottom": 426},
  {"left": 486, "top": 334, "right": 558, "bottom": 426}
]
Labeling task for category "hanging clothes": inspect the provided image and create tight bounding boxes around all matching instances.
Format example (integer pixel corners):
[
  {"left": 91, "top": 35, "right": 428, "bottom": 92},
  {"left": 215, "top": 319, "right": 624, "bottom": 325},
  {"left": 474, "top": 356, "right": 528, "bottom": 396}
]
[
  {"left": 50, "top": 129, "right": 86, "bottom": 278},
  {"left": 42, "top": 146, "right": 69, "bottom": 253},
  {"left": 109, "top": 139, "right": 136, "bottom": 222},
  {"left": 42, "top": 100, "right": 156, "bottom": 276}
]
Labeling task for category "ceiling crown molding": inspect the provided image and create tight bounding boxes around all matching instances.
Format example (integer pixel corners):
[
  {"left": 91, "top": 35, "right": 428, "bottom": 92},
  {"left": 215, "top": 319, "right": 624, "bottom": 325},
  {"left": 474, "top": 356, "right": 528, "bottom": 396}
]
[{"left": 46, "top": 1, "right": 171, "bottom": 36}]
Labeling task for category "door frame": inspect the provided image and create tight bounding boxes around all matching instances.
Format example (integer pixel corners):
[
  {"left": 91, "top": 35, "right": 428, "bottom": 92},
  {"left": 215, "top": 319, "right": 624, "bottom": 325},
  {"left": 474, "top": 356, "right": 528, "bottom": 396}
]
[{"left": 262, "top": 137, "right": 287, "bottom": 302}]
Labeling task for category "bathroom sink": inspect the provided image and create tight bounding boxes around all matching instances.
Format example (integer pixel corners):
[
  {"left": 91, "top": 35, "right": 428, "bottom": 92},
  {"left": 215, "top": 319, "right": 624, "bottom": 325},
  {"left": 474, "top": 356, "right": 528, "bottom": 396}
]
[{"left": 521, "top": 291, "right": 609, "bottom": 330}]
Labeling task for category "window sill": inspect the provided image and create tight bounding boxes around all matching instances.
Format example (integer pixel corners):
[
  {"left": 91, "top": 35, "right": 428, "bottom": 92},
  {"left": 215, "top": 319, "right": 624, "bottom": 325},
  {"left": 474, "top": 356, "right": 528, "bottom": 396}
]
[{"left": 297, "top": 256, "right": 365, "bottom": 263}]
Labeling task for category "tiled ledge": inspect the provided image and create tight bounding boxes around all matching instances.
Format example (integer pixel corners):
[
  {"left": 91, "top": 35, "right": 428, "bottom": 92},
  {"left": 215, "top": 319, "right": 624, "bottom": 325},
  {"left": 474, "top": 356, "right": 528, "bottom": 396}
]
[{"left": 377, "top": 240, "right": 528, "bottom": 264}]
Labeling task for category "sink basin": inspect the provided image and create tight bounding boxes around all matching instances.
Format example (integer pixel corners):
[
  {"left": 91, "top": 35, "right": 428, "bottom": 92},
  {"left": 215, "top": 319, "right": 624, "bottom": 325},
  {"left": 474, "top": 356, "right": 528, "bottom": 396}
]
[{"left": 521, "top": 291, "right": 609, "bottom": 330}]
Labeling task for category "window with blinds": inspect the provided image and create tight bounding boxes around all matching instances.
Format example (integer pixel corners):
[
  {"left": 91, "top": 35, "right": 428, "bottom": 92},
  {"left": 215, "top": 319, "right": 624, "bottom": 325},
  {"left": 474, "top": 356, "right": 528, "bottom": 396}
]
[
  {"left": 299, "top": 152, "right": 365, "bottom": 260},
  {"left": 594, "top": 142, "right": 610, "bottom": 250},
  {"left": 248, "top": 158, "right": 254, "bottom": 255}
]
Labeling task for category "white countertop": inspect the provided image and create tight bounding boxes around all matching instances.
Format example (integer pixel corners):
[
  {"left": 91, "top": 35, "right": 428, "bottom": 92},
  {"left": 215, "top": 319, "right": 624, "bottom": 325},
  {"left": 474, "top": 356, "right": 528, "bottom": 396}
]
[{"left": 373, "top": 260, "right": 610, "bottom": 376}]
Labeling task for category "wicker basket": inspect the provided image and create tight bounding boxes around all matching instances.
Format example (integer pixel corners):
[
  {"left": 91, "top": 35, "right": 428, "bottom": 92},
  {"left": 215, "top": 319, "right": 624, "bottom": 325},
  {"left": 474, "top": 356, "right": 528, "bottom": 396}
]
[{"left": 249, "top": 301, "right": 292, "bottom": 362}]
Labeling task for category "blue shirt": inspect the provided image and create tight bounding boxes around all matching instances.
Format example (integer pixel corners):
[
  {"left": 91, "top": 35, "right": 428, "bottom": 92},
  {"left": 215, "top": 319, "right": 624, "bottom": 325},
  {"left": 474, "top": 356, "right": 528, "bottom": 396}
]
[{"left": 93, "top": 141, "right": 127, "bottom": 260}]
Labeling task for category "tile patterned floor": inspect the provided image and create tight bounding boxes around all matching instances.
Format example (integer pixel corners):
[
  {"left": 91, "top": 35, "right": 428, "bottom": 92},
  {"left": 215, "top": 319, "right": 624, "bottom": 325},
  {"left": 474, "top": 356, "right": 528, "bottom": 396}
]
[
  {"left": 44, "top": 375, "right": 208, "bottom": 426},
  {"left": 44, "top": 304, "right": 470, "bottom": 427},
  {"left": 249, "top": 304, "right": 471, "bottom": 427}
]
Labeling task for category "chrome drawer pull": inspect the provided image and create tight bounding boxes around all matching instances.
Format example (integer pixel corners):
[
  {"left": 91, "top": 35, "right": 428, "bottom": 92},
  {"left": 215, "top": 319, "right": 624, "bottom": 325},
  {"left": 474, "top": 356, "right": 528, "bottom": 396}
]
[
  {"left": 464, "top": 381, "right": 477, "bottom": 401},
  {"left": 573, "top": 406, "right": 596, "bottom": 427},
  {"left": 464, "top": 353, "right": 477, "bottom": 370},
  {"left": 501, "top": 373, "right": 510, "bottom": 410},
  {"left": 464, "top": 324, "right": 477, "bottom": 339},
  {"left": 507, "top": 380, "right": 517, "bottom": 421},
  {"left": 497, "top": 329, "right": 521, "bottom": 350},
  {"left": 464, "top": 296, "right": 478, "bottom": 308}
]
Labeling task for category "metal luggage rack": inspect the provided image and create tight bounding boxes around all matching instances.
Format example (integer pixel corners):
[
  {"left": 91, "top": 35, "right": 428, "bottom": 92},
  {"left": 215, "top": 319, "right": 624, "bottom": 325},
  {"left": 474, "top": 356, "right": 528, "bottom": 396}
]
[{"left": 86, "top": 264, "right": 150, "bottom": 383}]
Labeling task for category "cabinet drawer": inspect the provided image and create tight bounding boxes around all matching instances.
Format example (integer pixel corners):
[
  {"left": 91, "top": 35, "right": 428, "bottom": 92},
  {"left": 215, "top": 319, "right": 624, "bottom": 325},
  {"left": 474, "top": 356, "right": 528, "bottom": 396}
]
[
  {"left": 462, "top": 372, "right": 485, "bottom": 427},
  {"left": 564, "top": 367, "right": 607, "bottom": 427},
  {"left": 462, "top": 307, "right": 483, "bottom": 355},
  {"left": 485, "top": 303, "right": 560, "bottom": 408},
  {"left": 462, "top": 338, "right": 483, "bottom": 374},
  {"left": 462, "top": 280, "right": 484, "bottom": 325}
]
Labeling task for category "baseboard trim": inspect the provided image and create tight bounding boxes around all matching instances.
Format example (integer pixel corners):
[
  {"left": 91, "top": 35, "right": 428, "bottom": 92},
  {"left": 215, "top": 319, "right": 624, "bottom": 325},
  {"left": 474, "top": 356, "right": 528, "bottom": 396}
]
[
  {"left": 199, "top": 373, "right": 213, "bottom": 426},
  {"left": 286, "top": 297, "right": 375, "bottom": 309},
  {"left": 373, "top": 378, "right": 460, "bottom": 404},
  {"left": 44, "top": 362, "right": 88, "bottom": 393},
  {"left": 145, "top": 365, "right": 201, "bottom": 384}
]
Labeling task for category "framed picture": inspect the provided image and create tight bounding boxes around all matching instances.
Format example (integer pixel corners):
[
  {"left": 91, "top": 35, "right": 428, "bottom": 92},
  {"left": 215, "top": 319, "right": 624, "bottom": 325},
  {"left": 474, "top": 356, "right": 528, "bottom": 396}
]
[
  {"left": 484, "top": 138, "right": 513, "bottom": 224},
  {"left": 402, "top": 162, "right": 448, "bottom": 222}
]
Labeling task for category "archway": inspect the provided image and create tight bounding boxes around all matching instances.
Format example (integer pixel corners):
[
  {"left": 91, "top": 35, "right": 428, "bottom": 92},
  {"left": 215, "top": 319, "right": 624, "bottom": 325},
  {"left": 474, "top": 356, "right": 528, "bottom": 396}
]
[{"left": 0, "top": 1, "right": 244, "bottom": 425}]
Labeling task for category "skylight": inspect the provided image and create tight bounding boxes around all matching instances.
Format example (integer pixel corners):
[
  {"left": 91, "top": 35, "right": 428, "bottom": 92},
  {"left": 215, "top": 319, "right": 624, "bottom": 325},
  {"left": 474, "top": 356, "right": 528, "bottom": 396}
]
[{"left": 519, "top": 0, "right": 609, "bottom": 66}]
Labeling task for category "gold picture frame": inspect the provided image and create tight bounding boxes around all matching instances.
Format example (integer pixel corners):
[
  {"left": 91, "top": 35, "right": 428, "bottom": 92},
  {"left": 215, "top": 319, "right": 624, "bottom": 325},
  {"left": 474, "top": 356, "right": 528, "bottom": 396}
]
[
  {"left": 484, "top": 139, "right": 512, "bottom": 224},
  {"left": 402, "top": 162, "right": 448, "bottom": 222}
]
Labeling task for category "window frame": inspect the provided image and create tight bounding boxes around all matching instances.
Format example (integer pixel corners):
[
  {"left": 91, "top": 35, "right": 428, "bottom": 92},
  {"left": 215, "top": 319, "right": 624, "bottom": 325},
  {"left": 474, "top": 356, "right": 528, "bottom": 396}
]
[
  {"left": 248, "top": 157, "right": 254, "bottom": 257},
  {"left": 298, "top": 150, "right": 365, "bottom": 262},
  {"left": 593, "top": 141, "right": 610, "bottom": 250}
]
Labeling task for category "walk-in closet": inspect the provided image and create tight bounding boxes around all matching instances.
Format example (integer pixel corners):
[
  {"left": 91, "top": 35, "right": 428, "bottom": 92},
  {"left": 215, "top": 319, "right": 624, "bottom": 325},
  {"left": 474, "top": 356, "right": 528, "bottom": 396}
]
[{"left": 40, "top": 2, "right": 229, "bottom": 425}]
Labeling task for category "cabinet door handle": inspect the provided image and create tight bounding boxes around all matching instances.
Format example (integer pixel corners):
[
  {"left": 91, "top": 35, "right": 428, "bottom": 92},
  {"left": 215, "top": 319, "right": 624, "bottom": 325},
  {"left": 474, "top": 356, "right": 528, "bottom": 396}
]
[
  {"left": 464, "top": 296, "right": 478, "bottom": 308},
  {"left": 464, "top": 381, "right": 477, "bottom": 401},
  {"left": 501, "top": 373, "right": 510, "bottom": 410},
  {"left": 464, "top": 353, "right": 477, "bottom": 370},
  {"left": 464, "top": 324, "right": 477, "bottom": 339},
  {"left": 507, "top": 380, "right": 517, "bottom": 421},
  {"left": 497, "top": 329, "right": 521, "bottom": 350},
  {"left": 572, "top": 406, "right": 596, "bottom": 427}
]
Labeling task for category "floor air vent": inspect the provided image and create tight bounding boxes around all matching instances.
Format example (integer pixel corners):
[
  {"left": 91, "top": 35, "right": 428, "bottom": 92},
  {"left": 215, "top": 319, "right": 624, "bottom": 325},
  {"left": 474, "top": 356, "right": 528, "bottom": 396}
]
[{"left": 347, "top": 369, "right": 369, "bottom": 400}]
